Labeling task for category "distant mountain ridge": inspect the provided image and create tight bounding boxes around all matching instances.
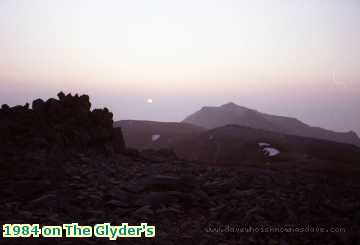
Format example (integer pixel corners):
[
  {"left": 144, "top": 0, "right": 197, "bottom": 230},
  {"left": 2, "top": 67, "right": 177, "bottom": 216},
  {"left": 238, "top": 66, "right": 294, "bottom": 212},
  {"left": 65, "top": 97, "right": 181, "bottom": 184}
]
[{"left": 183, "top": 102, "right": 360, "bottom": 146}]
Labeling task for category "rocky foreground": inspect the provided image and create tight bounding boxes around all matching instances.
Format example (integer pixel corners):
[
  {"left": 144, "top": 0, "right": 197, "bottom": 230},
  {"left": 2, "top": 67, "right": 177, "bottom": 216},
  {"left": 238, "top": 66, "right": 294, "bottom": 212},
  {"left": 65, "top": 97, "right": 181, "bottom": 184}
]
[{"left": 0, "top": 93, "right": 359, "bottom": 245}]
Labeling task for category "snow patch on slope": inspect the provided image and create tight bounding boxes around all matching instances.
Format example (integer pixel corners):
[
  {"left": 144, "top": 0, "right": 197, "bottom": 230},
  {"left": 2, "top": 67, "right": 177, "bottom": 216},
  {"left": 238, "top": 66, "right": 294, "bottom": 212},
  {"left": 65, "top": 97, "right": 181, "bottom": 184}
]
[
  {"left": 152, "top": 134, "right": 161, "bottom": 142},
  {"left": 263, "top": 147, "right": 280, "bottom": 157},
  {"left": 258, "top": 142, "right": 280, "bottom": 157}
]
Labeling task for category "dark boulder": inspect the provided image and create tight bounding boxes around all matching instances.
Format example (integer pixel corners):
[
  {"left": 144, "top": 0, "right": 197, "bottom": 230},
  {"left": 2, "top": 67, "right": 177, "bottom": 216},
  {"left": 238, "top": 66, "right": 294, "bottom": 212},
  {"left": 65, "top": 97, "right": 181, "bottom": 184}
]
[
  {"left": 1, "top": 104, "right": 10, "bottom": 110},
  {"left": 32, "top": 99, "right": 45, "bottom": 111},
  {"left": 0, "top": 92, "right": 126, "bottom": 156}
]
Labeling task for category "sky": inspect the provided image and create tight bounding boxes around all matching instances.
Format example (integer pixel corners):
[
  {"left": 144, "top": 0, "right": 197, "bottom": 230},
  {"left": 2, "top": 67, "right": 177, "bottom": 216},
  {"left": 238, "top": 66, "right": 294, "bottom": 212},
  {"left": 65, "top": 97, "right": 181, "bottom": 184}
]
[{"left": 0, "top": 0, "right": 359, "bottom": 134}]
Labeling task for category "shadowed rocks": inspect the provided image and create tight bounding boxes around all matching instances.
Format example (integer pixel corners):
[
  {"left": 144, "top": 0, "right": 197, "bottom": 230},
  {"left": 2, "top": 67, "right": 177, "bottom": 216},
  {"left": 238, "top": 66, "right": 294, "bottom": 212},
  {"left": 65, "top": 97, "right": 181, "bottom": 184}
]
[{"left": 0, "top": 92, "right": 125, "bottom": 157}]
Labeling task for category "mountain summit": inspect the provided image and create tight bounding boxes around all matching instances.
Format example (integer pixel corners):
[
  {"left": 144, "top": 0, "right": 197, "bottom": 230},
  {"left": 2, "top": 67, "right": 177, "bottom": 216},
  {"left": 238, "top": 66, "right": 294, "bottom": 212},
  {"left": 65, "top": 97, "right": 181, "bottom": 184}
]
[{"left": 183, "top": 102, "right": 360, "bottom": 146}]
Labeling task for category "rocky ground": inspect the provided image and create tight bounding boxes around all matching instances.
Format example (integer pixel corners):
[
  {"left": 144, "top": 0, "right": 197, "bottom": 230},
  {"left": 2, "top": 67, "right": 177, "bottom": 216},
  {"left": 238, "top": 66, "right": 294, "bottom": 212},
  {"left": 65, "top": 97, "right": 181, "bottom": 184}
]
[{"left": 1, "top": 93, "right": 359, "bottom": 245}]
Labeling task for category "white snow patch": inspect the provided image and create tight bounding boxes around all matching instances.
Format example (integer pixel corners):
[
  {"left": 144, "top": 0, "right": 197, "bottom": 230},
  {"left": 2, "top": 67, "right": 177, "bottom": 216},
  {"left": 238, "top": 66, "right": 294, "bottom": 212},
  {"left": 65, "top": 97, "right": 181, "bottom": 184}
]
[
  {"left": 263, "top": 147, "right": 280, "bottom": 157},
  {"left": 258, "top": 142, "right": 280, "bottom": 157},
  {"left": 152, "top": 134, "right": 161, "bottom": 142}
]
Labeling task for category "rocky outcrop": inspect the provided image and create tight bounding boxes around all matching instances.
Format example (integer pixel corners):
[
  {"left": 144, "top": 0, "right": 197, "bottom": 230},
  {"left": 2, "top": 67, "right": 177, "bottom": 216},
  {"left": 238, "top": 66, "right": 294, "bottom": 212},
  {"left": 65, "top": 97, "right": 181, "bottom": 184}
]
[{"left": 0, "top": 92, "right": 125, "bottom": 157}]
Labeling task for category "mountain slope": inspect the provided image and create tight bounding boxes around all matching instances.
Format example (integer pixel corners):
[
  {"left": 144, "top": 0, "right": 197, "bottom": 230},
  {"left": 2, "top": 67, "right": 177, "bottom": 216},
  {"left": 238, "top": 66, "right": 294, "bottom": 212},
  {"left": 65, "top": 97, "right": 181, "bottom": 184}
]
[
  {"left": 114, "top": 120, "right": 205, "bottom": 150},
  {"left": 175, "top": 125, "right": 360, "bottom": 165},
  {"left": 183, "top": 102, "right": 360, "bottom": 146}
]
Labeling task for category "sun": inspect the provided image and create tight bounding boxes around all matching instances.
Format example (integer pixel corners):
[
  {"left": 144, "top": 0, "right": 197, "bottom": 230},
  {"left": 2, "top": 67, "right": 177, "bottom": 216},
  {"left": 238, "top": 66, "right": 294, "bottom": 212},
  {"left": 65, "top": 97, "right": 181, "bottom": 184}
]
[{"left": 147, "top": 98, "right": 153, "bottom": 104}]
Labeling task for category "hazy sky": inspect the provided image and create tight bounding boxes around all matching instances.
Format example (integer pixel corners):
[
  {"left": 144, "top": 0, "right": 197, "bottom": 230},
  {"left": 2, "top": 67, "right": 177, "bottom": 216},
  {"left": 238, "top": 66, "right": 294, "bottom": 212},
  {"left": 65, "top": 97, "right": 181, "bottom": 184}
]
[{"left": 0, "top": 0, "right": 359, "bottom": 134}]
